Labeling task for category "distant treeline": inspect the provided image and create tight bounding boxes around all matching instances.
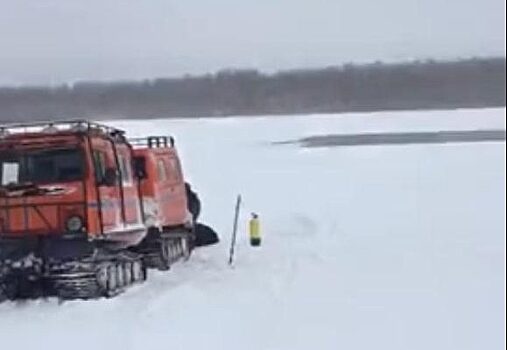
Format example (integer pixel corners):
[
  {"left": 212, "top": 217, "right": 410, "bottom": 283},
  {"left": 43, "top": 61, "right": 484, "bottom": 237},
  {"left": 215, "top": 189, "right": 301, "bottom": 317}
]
[{"left": 0, "top": 57, "right": 505, "bottom": 122}]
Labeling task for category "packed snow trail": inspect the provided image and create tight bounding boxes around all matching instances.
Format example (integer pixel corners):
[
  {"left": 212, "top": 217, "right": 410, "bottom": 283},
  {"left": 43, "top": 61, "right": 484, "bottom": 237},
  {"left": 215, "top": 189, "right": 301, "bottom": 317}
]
[{"left": 0, "top": 108, "right": 505, "bottom": 350}]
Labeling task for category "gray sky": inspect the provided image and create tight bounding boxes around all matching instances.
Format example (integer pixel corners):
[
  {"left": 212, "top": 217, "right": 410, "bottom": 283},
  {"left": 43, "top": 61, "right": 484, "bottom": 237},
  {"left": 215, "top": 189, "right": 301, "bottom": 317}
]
[{"left": 0, "top": 0, "right": 505, "bottom": 85}]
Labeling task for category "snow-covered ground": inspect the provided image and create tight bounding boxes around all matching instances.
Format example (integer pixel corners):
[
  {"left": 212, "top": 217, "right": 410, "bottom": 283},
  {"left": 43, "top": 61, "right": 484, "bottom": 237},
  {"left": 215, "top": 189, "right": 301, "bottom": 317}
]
[{"left": 1, "top": 108, "right": 505, "bottom": 350}]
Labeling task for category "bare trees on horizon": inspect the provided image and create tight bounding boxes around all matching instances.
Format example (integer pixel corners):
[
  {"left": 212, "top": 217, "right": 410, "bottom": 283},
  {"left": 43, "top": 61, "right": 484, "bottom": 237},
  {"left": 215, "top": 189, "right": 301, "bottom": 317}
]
[{"left": 0, "top": 57, "right": 505, "bottom": 122}]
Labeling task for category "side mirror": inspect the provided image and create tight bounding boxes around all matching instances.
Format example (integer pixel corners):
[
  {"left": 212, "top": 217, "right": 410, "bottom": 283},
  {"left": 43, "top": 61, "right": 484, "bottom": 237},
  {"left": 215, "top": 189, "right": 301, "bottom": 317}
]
[{"left": 101, "top": 168, "right": 118, "bottom": 186}]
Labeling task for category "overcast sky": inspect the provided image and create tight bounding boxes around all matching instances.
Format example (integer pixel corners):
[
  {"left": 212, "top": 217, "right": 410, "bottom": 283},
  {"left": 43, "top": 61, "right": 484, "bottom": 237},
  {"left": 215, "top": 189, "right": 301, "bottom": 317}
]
[{"left": 0, "top": 0, "right": 505, "bottom": 85}]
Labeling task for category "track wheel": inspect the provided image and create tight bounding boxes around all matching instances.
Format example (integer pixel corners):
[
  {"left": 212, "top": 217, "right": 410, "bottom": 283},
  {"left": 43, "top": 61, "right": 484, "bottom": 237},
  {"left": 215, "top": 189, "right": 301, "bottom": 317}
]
[
  {"left": 172, "top": 241, "right": 179, "bottom": 261},
  {"left": 173, "top": 241, "right": 179, "bottom": 260},
  {"left": 96, "top": 265, "right": 109, "bottom": 291},
  {"left": 116, "top": 264, "right": 125, "bottom": 288},
  {"left": 159, "top": 242, "right": 171, "bottom": 271},
  {"left": 168, "top": 242, "right": 175, "bottom": 262},
  {"left": 107, "top": 265, "right": 118, "bottom": 293},
  {"left": 132, "top": 260, "right": 146, "bottom": 282},
  {"left": 182, "top": 238, "right": 190, "bottom": 260},
  {"left": 176, "top": 240, "right": 183, "bottom": 257},
  {"left": 132, "top": 261, "right": 141, "bottom": 282},
  {"left": 123, "top": 262, "right": 133, "bottom": 285}
]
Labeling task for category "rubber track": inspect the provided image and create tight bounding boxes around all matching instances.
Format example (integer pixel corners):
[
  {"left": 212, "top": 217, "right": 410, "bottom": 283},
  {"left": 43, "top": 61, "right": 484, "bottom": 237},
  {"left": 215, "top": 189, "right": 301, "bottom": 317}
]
[{"left": 50, "top": 253, "right": 144, "bottom": 300}]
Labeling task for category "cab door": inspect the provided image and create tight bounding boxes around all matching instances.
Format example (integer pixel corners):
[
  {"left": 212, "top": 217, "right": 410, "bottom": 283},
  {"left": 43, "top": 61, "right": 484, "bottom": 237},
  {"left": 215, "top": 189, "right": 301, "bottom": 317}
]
[
  {"left": 91, "top": 140, "right": 122, "bottom": 232},
  {"left": 116, "top": 145, "right": 143, "bottom": 228}
]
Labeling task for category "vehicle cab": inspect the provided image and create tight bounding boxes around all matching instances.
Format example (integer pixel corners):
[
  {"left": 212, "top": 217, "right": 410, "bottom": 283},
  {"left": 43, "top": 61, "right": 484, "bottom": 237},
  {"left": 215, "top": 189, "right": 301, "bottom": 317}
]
[{"left": 0, "top": 121, "right": 145, "bottom": 258}]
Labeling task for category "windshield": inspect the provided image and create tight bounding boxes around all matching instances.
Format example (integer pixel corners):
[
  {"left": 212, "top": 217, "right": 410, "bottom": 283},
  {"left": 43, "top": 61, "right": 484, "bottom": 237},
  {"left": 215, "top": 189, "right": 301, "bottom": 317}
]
[{"left": 0, "top": 148, "right": 84, "bottom": 186}]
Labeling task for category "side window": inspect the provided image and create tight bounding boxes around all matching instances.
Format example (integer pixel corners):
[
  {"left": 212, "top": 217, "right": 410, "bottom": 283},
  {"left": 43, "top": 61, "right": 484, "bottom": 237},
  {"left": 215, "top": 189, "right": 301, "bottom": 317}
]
[
  {"left": 119, "top": 154, "right": 133, "bottom": 185},
  {"left": 93, "top": 151, "right": 107, "bottom": 183},
  {"left": 157, "top": 159, "right": 167, "bottom": 181},
  {"left": 167, "top": 157, "right": 182, "bottom": 182},
  {"left": 133, "top": 156, "right": 147, "bottom": 179},
  {"left": 1, "top": 161, "right": 20, "bottom": 185}
]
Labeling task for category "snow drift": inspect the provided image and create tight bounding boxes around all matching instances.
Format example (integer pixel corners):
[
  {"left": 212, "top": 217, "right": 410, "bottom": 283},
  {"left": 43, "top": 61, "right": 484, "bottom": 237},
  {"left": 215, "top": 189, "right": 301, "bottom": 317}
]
[{"left": 0, "top": 108, "right": 505, "bottom": 350}]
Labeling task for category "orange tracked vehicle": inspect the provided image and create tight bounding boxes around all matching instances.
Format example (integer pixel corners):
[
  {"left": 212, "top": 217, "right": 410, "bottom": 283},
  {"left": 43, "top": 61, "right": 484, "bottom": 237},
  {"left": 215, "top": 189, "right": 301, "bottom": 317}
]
[{"left": 0, "top": 121, "right": 214, "bottom": 300}]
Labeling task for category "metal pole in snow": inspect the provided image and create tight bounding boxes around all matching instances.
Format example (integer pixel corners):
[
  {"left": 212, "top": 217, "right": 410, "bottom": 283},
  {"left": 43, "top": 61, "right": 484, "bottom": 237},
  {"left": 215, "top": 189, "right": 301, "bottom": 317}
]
[{"left": 228, "top": 195, "right": 242, "bottom": 266}]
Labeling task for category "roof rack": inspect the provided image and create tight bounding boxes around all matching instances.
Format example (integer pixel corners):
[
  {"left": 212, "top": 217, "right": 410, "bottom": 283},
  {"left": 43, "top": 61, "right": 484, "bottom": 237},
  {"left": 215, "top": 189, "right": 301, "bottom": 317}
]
[
  {"left": 129, "top": 136, "right": 175, "bottom": 149},
  {"left": 0, "top": 120, "right": 125, "bottom": 138}
]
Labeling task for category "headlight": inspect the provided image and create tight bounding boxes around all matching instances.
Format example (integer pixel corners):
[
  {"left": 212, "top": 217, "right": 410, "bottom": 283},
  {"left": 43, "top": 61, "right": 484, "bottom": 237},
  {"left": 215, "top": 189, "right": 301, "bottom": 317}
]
[{"left": 66, "top": 216, "right": 84, "bottom": 232}]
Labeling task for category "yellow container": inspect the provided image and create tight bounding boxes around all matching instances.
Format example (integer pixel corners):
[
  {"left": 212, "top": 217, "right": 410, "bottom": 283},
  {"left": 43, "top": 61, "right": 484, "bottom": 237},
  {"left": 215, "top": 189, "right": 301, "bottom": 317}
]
[{"left": 249, "top": 214, "right": 261, "bottom": 247}]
